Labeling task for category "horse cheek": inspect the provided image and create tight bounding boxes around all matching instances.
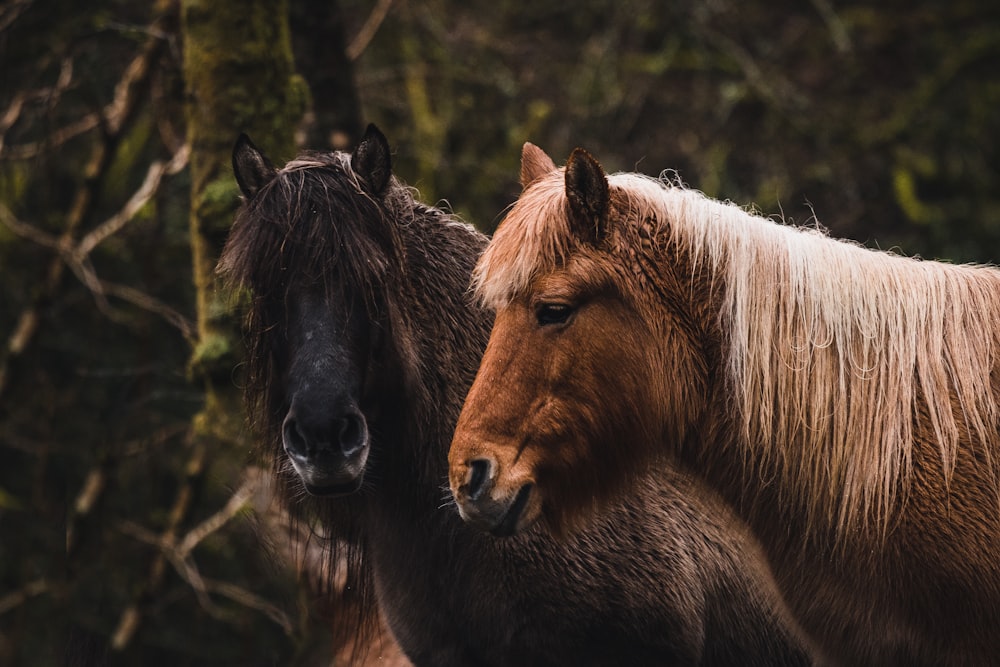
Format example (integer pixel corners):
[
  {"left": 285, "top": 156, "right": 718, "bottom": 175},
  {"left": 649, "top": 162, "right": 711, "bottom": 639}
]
[{"left": 451, "top": 307, "right": 546, "bottom": 468}]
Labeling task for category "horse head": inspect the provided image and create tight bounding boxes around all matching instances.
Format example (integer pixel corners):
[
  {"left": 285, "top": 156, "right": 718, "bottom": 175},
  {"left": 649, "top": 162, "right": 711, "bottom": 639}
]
[
  {"left": 228, "top": 126, "right": 396, "bottom": 497},
  {"left": 449, "top": 145, "right": 698, "bottom": 536}
]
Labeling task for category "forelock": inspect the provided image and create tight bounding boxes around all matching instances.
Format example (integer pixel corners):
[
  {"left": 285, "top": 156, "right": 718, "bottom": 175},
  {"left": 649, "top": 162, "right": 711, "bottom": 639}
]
[{"left": 472, "top": 172, "right": 574, "bottom": 309}]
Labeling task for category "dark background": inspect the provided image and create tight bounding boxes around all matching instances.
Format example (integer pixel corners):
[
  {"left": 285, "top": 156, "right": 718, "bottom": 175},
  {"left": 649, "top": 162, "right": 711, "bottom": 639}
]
[{"left": 1, "top": 0, "right": 997, "bottom": 664}]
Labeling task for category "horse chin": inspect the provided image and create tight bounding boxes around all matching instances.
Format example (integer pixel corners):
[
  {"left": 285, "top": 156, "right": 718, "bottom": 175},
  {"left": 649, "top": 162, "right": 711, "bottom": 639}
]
[
  {"left": 303, "top": 475, "right": 365, "bottom": 497},
  {"left": 457, "top": 482, "right": 540, "bottom": 537},
  {"left": 290, "top": 452, "right": 369, "bottom": 497},
  {"left": 489, "top": 483, "right": 538, "bottom": 537}
]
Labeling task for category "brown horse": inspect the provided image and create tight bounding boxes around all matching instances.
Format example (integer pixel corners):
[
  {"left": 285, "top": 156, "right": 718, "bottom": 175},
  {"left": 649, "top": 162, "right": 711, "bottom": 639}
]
[
  {"left": 220, "top": 126, "right": 817, "bottom": 665},
  {"left": 449, "top": 143, "right": 1000, "bottom": 665}
]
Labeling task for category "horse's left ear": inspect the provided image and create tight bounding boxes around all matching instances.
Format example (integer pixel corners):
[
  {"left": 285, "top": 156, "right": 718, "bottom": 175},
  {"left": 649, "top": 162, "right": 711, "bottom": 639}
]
[
  {"left": 565, "top": 148, "right": 609, "bottom": 245},
  {"left": 352, "top": 124, "right": 391, "bottom": 195},
  {"left": 232, "top": 133, "right": 277, "bottom": 200},
  {"left": 520, "top": 142, "right": 557, "bottom": 189}
]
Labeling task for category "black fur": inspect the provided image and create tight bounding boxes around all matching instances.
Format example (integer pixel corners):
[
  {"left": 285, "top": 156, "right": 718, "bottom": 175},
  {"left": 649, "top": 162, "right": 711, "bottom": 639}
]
[{"left": 219, "top": 127, "right": 817, "bottom": 666}]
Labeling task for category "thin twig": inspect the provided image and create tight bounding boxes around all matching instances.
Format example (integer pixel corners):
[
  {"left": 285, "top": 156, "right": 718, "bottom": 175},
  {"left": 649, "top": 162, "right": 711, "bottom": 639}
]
[
  {"left": 201, "top": 578, "right": 293, "bottom": 635},
  {"left": 0, "top": 204, "right": 59, "bottom": 248},
  {"left": 177, "top": 467, "right": 261, "bottom": 557},
  {"left": 809, "top": 0, "right": 852, "bottom": 53},
  {"left": 0, "top": 58, "right": 82, "bottom": 158},
  {"left": 0, "top": 142, "right": 194, "bottom": 338},
  {"left": 1, "top": 114, "right": 100, "bottom": 161},
  {"left": 111, "top": 434, "right": 206, "bottom": 651},
  {"left": 346, "top": 0, "right": 394, "bottom": 61},
  {"left": 99, "top": 281, "right": 196, "bottom": 341},
  {"left": 115, "top": 468, "right": 290, "bottom": 639},
  {"left": 76, "top": 143, "right": 190, "bottom": 257},
  {"left": 0, "top": 579, "right": 48, "bottom": 615},
  {"left": 0, "top": 6, "right": 174, "bottom": 400},
  {"left": 0, "top": 0, "right": 34, "bottom": 33}
]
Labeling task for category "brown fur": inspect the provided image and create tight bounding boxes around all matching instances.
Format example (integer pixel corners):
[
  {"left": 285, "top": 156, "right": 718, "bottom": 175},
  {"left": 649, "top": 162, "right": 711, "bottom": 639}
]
[
  {"left": 223, "top": 129, "right": 819, "bottom": 665},
  {"left": 450, "top": 143, "right": 1000, "bottom": 665}
]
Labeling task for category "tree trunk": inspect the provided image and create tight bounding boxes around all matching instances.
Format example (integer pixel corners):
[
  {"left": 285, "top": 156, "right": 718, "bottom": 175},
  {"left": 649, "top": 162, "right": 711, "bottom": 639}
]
[
  {"left": 181, "top": 0, "right": 306, "bottom": 446},
  {"left": 290, "top": 0, "right": 364, "bottom": 149}
]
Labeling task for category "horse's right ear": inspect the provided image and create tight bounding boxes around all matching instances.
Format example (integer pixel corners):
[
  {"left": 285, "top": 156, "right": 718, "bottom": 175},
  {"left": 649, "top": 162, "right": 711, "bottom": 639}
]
[
  {"left": 520, "top": 142, "right": 557, "bottom": 189},
  {"left": 352, "top": 124, "right": 391, "bottom": 195},
  {"left": 232, "top": 133, "right": 277, "bottom": 200},
  {"left": 564, "top": 148, "right": 609, "bottom": 245}
]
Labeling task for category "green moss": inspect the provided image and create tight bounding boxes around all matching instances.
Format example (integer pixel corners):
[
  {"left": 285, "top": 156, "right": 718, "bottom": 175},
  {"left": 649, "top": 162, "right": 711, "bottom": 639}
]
[
  {"left": 181, "top": 0, "right": 302, "bottom": 419},
  {"left": 0, "top": 486, "right": 24, "bottom": 511},
  {"left": 892, "top": 150, "right": 941, "bottom": 226},
  {"left": 187, "top": 329, "right": 237, "bottom": 383},
  {"left": 190, "top": 331, "right": 231, "bottom": 365},
  {"left": 195, "top": 177, "right": 240, "bottom": 231},
  {"left": 103, "top": 112, "right": 155, "bottom": 203},
  {"left": 893, "top": 167, "right": 927, "bottom": 225},
  {"left": 0, "top": 165, "right": 28, "bottom": 216},
  {"left": 699, "top": 142, "right": 730, "bottom": 199}
]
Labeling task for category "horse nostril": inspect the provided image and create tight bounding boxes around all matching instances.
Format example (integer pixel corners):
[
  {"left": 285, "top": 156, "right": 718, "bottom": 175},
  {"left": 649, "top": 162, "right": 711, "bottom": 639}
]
[
  {"left": 282, "top": 415, "right": 309, "bottom": 458},
  {"left": 338, "top": 413, "right": 367, "bottom": 457},
  {"left": 282, "top": 404, "right": 368, "bottom": 461},
  {"left": 466, "top": 458, "right": 494, "bottom": 501}
]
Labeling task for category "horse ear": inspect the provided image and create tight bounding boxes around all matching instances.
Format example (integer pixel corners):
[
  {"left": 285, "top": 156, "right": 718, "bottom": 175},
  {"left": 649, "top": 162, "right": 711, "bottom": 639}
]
[
  {"left": 232, "top": 133, "right": 277, "bottom": 199},
  {"left": 352, "top": 123, "right": 391, "bottom": 195},
  {"left": 564, "top": 147, "right": 609, "bottom": 245},
  {"left": 520, "top": 142, "right": 557, "bottom": 189}
]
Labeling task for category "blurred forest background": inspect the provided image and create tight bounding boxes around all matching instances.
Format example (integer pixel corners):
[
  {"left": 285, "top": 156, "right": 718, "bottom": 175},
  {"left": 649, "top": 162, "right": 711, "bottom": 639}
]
[{"left": 1, "top": 0, "right": 998, "bottom": 664}]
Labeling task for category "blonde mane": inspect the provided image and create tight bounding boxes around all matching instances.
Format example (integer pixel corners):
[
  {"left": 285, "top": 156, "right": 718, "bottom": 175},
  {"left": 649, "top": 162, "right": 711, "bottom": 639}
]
[{"left": 477, "top": 171, "right": 1000, "bottom": 534}]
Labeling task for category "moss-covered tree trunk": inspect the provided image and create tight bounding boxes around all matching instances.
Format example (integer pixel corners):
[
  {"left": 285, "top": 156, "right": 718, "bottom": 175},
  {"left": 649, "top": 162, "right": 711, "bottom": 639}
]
[{"left": 181, "top": 0, "right": 306, "bottom": 447}]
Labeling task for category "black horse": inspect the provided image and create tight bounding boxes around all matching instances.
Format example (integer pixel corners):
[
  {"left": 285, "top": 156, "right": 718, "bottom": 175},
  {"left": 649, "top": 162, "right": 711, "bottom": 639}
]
[{"left": 218, "top": 125, "right": 818, "bottom": 666}]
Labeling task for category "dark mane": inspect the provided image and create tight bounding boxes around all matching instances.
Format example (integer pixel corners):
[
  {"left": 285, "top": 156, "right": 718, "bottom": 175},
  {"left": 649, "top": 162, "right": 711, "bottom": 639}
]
[
  {"left": 218, "top": 149, "right": 486, "bottom": 652},
  {"left": 220, "top": 151, "right": 402, "bottom": 323},
  {"left": 219, "top": 150, "right": 464, "bottom": 448},
  {"left": 222, "top": 134, "right": 816, "bottom": 665}
]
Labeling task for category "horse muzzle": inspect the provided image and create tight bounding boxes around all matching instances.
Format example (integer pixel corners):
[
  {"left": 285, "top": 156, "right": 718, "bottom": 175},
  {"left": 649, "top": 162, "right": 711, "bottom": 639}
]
[
  {"left": 281, "top": 403, "right": 370, "bottom": 496},
  {"left": 451, "top": 457, "right": 538, "bottom": 536}
]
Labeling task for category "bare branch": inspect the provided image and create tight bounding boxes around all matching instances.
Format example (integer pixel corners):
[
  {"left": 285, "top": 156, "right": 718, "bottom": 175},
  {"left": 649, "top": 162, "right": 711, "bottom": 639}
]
[
  {"left": 0, "top": 0, "right": 34, "bottom": 34},
  {"left": 0, "top": 141, "right": 193, "bottom": 338},
  {"left": 1, "top": 58, "right": 83, "bottom": 158},
  {"left": 809, "top": 0, "right": 852, "bottom": 53},
  {"left": 118, "top": 521, "right": 293, "bottom": 634},
  {"left": 0, "top": 94, "right": 27, "bottom": 153},
  {"left": 701, "top": 27, "right": 808, "bottom": 114},
  {"left": 164, "top": 548, "right": 217, "bottom": 615},
  {"left": 99, "top": 281, "right": 196, "bottom": 340},
  {"left": 117, "top": 521, "right": 212, "bottom": 602},
  {"left": 2, "top": 114, "right": 100, "bottom": 161},
  {"left": 66, "top": 467, "right": 107, "bottom": 555},
  {"left": 0, "top": 204, "right": 59, "bottom": 249},
  {"left": 177, "top": 467, "right": 261, "bottom": 557},
  {"left": 347, "top": 0, "right": 394, "bottom": 61},
  {"left": 0, "top": 5, "right": 176, "bottom": 401},
  {"left": 76, "top": 143, "right": 190, "bottom": 257},
  {"left": 115, "top": 468, "right": 291, "bottom": 641},
  {"left": 202, "top": 578, "right": 293, "bottom": 635},
  {"left": 117, "top": 519, "right": 165, "bottom": 548},
  {"left": 110, "top": 606, "right": 140, "bottom": 650},
  {"left": 105, "top": 38, "right": 161, "bottom": 136},
  {"left": 110, "top": 435, "right": 206, "bottom": 651},
  {"left": 0, "top": 579, "right": 48, "bottom": 615}
]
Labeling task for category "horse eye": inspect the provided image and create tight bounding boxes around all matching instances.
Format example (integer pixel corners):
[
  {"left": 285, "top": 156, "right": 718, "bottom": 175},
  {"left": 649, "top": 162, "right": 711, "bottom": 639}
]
[{"left": 536, "top": 303, "right": 573, "bottom": 326}]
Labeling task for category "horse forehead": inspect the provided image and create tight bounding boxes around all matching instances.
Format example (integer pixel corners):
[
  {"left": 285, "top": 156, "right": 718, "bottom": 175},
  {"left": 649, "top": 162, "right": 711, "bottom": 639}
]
[{"left": 529, "top": 265, "right": 593, "bottom": 296}]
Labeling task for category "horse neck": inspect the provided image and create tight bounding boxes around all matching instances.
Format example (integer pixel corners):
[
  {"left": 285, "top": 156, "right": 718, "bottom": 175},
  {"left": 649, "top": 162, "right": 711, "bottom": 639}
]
[
  {"left": 658, "top": 216, "right": 1000, "bottom": 549},
  {"left": 623, "top": 217, "right": 804, "bottom": 540},
  {"left": 361, "top": 213, "right": 499, "bottom": 588},
  {"left": 372, "top": 208, "right": 491, "bottom": 494}
]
